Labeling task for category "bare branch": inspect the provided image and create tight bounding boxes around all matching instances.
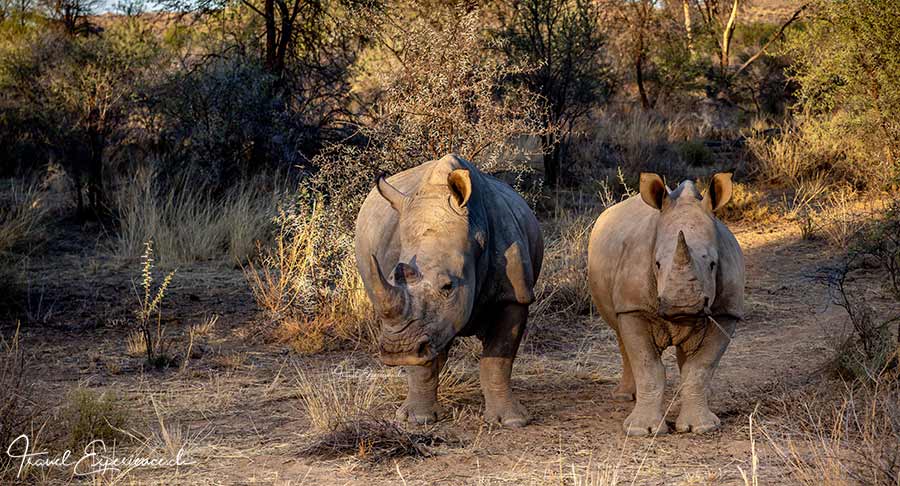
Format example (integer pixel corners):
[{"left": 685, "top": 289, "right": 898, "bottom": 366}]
[{"left": 734, "top": 3, "right": 808, "bottom": 78}]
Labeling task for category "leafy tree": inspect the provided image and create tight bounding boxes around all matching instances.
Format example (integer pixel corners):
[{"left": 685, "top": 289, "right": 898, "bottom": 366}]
[
  {"left": 494, "top": 0, "right": 614, "bottom": 186},
  {"left": 39, "top": 0, "right": 99, "bottom": 36},
  {"left": 0, "top": 21, "right": 162, "bottom": 214}
]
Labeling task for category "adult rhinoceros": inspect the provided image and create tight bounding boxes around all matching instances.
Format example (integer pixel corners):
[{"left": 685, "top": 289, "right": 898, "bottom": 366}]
[
  {"left": 354, "top": 154, "right": 543, "bottom": 427},
  {"left": 588, "top": 173, "right": 744, "bottom": 436}
]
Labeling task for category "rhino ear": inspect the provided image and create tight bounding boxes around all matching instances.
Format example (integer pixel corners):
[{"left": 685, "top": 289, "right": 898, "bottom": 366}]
[
  {"left": 703, "top": 172, "right": 734, "bottom": 213},
  {"left": 376, "top": 175, "right": 408, "bottom": 212},
  {"left": 448, "top": 169, "right": 472, "bottom": 209},
  {"left": 639, "top": 172, "right": 668, "bottom": 210}
]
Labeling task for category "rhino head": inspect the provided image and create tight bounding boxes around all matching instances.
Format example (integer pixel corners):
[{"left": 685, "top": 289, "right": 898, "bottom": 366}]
[
  {"left": 639, "top": 172, "right": 734, "bottom": 321},
  {"left": 368, "top": 162, "right": 482, "bottom": 366}
]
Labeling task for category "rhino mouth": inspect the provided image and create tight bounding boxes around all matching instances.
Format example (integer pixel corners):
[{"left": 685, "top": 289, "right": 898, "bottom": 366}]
[
  {"left": 379, "top": 336, "right": 437, "bottom": 366},
  {"left": 658, "top": 296, "right": 710, "bottom": 320}
]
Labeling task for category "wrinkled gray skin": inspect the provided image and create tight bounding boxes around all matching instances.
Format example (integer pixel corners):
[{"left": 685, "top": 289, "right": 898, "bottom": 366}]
[
  {"left": 588, "top": 172, "right": 745, "bottom": 436},
  {"left": 355, "top": 154, "right": 543, "bottom": 427}
]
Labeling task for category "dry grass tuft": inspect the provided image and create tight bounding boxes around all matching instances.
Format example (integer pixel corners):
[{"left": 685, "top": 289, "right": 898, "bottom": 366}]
[
  {"left": 0, "top": 324, "right": 34, "bottom": 476},
  {"left": 272, "top": 317, "right": 330, "bottom": 355},
  {"left": 0, "top": 179, "right": 52, "bottom": 308},
  {"left": 191, "top": 314, "right": 219, "bottom": 338},
  {"left": 125, "top": 330, "right": 147, "bottom": 357},
  {"left": 748, "top": 119, "right": 893, "bottom": 192},
  {"left": 113, "top": 395, "right": 209, "bottom": 476},
  {"left": 532, "top": 209, "right": 596, "bottom": 321},
  {"left": 300, "top": 418, "right": 448, "bottom": 462},
  {"left": 0, "top": 180, "right": 49, "bottom": 258},
  {"left": 576, "top": 109, "right": 671, "bottom": 177},
  {"left": 808, "top": 188, "right": 872, "bottom": 248},
  {"left": 115, "top": 168, "right": 279, "bottom": 264},
  {"left": 293, "top": 364, "right": 462, "bottom": 463},
  {"left": 717, "top": 182, "right": 774, "bottom": 224},
  {"left": 295, "top": 365, "right": 385, "bottom": 432},
  {"left": 762, "top": 377, "right": 900, "bottom": 486},
  {"left": 748, "top": 126, "right": 819, "bottom": 187}
]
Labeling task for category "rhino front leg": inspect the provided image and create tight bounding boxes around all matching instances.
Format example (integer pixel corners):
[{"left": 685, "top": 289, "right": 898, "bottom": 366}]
[
  {"left": 612, "top": 327, "right": 636, "bottom": 401},
  {"left": 480, "top": 303, "right": 529, "bottom": 427},
  {"left": 618, "top": 313, "right": 668, "bottom": 436},
  {"left": 396, "top": 351, "right": 447, "bottom": 425},
  {"left": 675, "top": 317, "right": 736, "bottom": 434}
]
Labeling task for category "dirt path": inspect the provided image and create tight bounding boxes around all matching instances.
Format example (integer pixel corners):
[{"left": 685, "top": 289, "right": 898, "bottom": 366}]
[{"left": 7, "top": 219, "right": 849, "bottom": 485}]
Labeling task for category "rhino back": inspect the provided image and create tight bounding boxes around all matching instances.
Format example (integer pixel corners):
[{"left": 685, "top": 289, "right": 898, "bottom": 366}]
[
  {"left": 713, "top": 219, "right": 745, "bottom": 319},
  {"left": 588, "top": 196, "right": 658, "bottom": 319},
  {"left": 477, "top": 175, "right": 544, "bottom": 306}
]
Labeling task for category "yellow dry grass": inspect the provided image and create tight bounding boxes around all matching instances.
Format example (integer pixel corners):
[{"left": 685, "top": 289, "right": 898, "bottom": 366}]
[
  {"left": 295, "top": 365, "right": 385, "bottom": 432},
  {"left": 115, "top": 168, "right": 280, "bottom": 265},
  {"left": 0, "top": 180, "right": 49, "bottom": 257},
  {"left": 760, "top": 377, "right": 900, "bottom": 486},
  {"left": 244, "top": 202, "right": 376, "bottom": 354}
]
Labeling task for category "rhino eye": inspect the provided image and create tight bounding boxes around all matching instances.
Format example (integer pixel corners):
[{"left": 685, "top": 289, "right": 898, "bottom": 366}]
[
  {"left": 710, "top": 261, "right": 717, "bottom": 271},
  {"left": 655, "top": 261, "right": 661, "bottom": 270}
]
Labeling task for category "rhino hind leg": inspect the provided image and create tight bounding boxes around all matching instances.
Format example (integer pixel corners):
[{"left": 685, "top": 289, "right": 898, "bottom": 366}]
[
  {"left": 612, "top": 328, "right": 636, "bottom": 401},
  {"left": 618, "top": 313, "right": 669, "bottom": 436},
  {"left": 675, "top": 317, "right": 736, "bottom": 434},
  {"left": 479, "top": 304, "right": 530, "bottom": 428},
  {"left": 396, "top": 351, "right": 448, "bottom": 425}
]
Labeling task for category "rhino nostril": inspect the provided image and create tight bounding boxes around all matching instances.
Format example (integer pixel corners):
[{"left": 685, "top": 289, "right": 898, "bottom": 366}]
[{"left": 416, "top": 339, "right": 430, "bottom": 357}]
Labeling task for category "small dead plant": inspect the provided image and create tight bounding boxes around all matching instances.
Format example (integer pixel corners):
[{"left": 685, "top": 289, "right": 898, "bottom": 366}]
[
  {"left": 300, "top": 417, "right": 448, "bottom": 463},
  {"left": 131, "top": 240, "right": 178, "bottom": 368}
]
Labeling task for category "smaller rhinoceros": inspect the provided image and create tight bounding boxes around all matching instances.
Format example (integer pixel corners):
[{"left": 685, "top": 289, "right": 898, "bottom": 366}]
[
  {"left": 588, "top": 173, "right": 744, "bottom": 436},
  {"left": 354, "top": 154, "right": 543, "bottom": 427}
]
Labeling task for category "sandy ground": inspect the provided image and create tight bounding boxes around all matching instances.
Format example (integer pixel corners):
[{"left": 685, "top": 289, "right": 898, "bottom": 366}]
[{"left": 5, "top": 215, "right": 865, "bottom": 485}]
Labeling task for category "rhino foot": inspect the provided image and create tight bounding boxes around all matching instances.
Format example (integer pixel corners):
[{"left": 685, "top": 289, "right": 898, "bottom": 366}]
[
  {"left": 623, "top": 409, "right": 668, "bottom": 437},
  {"left": 675, "top": 405, "right": 720, "bottom": 434},
  {"left": 396, "top": 399, "right": 443, "bottom": 425},
  {"left": 484, "top": 399, "right": 530, "bottom": 428}
]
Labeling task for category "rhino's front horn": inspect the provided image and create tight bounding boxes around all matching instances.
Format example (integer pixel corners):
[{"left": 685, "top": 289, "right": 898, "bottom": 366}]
[
  {"left": 369, "top": 254, "right": 406, "bottom": 318},
  {"left": 674, "top": 230, "right": 692, "bottom": 266}
]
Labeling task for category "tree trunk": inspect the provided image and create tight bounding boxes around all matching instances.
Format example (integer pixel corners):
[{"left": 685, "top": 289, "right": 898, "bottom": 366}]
[
  {"left": 274, "top": 0, "right": 292, "bottom": 77},
  {"left": 636, "top": 54, "right": 650, "bottom": 110},
  {"left": 264, "top": 0, "right": 277, "bottom": 72},
  {"left": 721, "top": 0, "right": 740, "bottom": 71},
  {"left": 682, "top": 0, "right": 694, "bottom": 58},
  {"left": 87, "top": 125, "right": 104, "bottom": 214}
]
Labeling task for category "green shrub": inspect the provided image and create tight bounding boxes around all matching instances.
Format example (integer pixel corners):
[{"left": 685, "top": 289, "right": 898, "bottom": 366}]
[
  {"left": 677, "top": 140, "right": 715, "bottom": 167},
  {"left": 61, "top": 388, "right": 130, "bottom": 449},
  {"left": 784, "top": 0, "right": 900, "bottom": 188}
]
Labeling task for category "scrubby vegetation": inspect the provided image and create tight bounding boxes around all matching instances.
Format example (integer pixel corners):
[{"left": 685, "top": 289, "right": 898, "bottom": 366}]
[{"left": 0, "top": 0, "right": 898, "bottom": 483}]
